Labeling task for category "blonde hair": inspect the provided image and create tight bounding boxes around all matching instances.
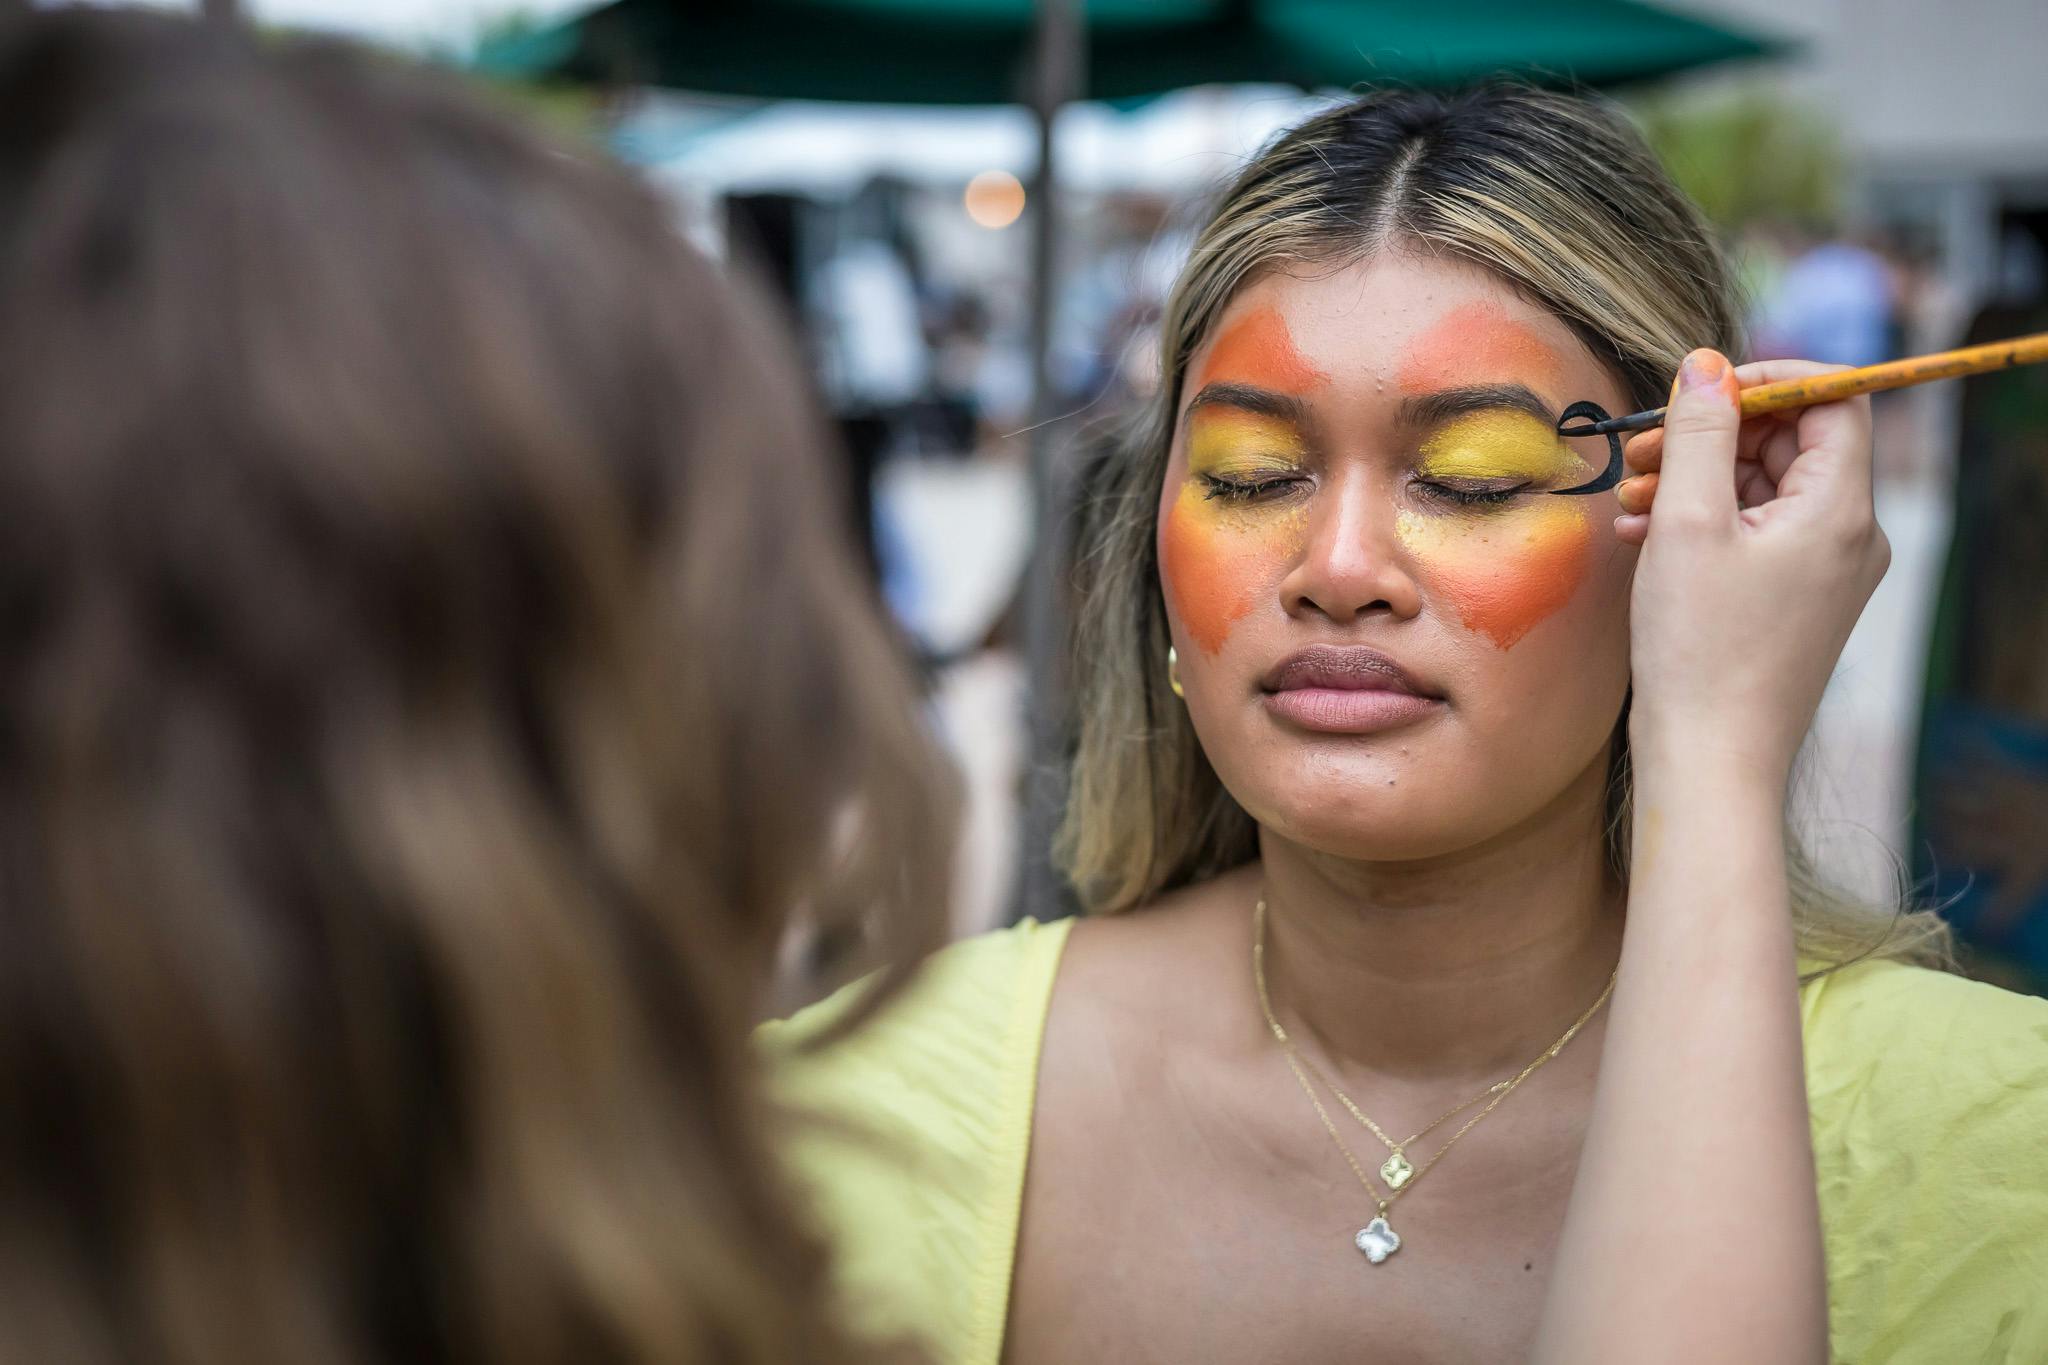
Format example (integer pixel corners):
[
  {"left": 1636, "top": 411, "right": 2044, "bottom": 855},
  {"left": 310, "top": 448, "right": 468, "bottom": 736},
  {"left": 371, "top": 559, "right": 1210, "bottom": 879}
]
[{"left": 1057, "top": 84, "right": 1951, "bottom": 977}]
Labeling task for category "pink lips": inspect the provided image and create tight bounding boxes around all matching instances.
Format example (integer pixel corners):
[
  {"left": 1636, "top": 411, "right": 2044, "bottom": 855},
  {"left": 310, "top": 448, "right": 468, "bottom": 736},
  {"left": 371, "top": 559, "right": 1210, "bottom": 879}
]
[{"left": 1260, "top": 645, "right": 1442, "bottom": 735}]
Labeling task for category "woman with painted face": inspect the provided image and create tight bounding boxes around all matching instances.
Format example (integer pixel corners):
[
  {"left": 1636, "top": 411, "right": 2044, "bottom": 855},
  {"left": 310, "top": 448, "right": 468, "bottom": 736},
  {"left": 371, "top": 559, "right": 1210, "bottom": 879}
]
[{"left": 770, "top": 86, "right": 2048, "bottom": 1363}]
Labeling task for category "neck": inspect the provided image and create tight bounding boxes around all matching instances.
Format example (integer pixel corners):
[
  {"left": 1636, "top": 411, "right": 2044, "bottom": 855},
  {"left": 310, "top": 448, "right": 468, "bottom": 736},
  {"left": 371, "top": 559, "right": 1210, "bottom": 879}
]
[{"left": 1252, "top": 752, "right": 1624, "bottom": 1087}]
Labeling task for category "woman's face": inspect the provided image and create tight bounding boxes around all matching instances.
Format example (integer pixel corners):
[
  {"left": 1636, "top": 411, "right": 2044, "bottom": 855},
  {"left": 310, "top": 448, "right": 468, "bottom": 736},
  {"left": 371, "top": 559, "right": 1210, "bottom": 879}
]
[{"left": 1158, "top": 253, "right": 1636, "bottom": 861}]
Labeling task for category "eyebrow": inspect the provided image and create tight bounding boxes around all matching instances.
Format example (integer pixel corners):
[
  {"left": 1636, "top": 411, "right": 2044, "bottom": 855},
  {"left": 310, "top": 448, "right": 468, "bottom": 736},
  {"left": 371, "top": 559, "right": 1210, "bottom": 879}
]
[
  {"left": 1397, "top": 383, "right": 1556, "bottom": 430},
  {"left": 1186, "top": 380, "right": 1559, "bottom": 432},
  {"left": 1182, "top": 381, "right": 1314, "bottom": 428}
]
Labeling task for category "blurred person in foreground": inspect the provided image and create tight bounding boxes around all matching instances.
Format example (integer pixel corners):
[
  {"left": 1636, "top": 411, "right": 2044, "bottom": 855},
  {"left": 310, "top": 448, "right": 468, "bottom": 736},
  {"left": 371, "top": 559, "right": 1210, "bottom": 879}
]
[
  {"left": 0, "top": 10, "right": 949, "bottom": 1363},
  {"left": 769, "top": 86, "right": 2048, "bottom": 1365}
]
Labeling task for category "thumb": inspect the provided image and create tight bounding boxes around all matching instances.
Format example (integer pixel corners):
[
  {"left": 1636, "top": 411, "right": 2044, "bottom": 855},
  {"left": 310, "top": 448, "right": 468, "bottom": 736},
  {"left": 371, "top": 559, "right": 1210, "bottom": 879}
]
[{"left": 1652, "top": 348, "right": 1741, "bottom": 528}]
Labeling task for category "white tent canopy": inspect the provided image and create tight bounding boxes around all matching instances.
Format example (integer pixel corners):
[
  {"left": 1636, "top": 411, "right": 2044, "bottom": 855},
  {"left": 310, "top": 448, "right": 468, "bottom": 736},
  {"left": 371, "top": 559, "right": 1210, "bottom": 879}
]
[{"left": 635, "top": 85, "right": 1321, "bottom": 198}]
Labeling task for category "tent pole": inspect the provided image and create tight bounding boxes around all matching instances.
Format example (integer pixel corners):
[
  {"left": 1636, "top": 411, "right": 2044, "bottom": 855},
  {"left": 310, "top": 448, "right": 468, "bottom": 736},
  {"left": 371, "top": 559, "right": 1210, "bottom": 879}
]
[{"left": 1012, "top": 0, "right": 1083, "bottom": 924}]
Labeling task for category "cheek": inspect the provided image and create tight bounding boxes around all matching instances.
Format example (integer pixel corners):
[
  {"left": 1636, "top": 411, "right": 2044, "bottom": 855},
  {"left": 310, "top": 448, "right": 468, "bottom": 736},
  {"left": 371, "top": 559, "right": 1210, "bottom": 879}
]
[
  {"left": 1395, "top": 503, "right": 1596, "bottom": 650},
  {"left": 1160, "top": 490, "right": 1304, "bottom": 655}
]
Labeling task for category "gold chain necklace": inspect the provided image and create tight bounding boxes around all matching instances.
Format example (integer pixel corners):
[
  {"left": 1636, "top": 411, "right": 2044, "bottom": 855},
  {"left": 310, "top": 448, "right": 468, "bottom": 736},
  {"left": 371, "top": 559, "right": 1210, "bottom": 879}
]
[
  {"left": 1277, "top": 939, "right": 1616, "bottom": 1194},
  {"left": 1252, "top": 896, "right": 1617, "bottom": 1264}
]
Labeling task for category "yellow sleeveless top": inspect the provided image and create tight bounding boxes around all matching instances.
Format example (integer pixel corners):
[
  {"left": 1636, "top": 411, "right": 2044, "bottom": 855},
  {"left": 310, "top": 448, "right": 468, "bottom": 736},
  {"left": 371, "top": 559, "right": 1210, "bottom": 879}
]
[{"left": 762, "top": 917, "right": 2048, "bottom": 1364}]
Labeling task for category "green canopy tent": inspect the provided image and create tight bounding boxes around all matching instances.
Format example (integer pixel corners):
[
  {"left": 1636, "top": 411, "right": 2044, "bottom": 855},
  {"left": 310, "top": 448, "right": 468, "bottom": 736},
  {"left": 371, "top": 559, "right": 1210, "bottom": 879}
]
[
  {"left": 480, "top": 0, "right": 1779, "bottom": 103},
  {"left": 483, "top": 0, "right": 1785, "bottom": 921}
]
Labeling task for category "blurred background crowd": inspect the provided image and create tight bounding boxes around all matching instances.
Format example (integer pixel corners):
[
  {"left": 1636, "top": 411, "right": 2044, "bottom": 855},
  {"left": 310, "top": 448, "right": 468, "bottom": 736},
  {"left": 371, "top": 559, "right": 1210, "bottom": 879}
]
[{"left": 68, "top": 0, "right": 2048, "bottom": 995}]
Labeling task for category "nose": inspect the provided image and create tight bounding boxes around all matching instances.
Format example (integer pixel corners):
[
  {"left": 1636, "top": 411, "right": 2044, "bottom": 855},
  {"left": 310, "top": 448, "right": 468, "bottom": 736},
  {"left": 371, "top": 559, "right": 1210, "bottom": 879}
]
[{"left": 1279, "top": 471, "right": 1421, "bottom": 624}]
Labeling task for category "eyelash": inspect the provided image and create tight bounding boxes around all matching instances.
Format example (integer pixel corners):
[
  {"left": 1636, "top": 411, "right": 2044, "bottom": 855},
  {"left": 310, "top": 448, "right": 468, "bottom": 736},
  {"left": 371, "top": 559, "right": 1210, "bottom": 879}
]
[
  {"left": 1415, "top": 481, "right": 1528, "bottom": 508},
  {"left": 1197, "top": 474, "right": 1531, "bottom": 508},
  {"left": 1200, "top": 473, "right": 1304, "bottom": 503}
]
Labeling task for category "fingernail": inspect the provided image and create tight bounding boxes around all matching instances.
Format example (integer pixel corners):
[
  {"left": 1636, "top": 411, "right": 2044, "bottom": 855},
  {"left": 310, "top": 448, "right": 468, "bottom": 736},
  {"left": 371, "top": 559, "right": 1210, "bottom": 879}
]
[
  {"left": 1679, "top": 349, "right": 1729, "bottom": 393},
  {"left": 1615, "top": 474, "right": 1656, "bottom": 513}
]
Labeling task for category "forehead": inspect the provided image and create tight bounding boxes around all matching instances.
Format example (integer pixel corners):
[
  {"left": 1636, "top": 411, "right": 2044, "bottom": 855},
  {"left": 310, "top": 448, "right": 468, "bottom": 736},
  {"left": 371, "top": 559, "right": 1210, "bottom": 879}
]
[{"left": 1185, "top": 253, "right": 1608, "bottom": 405}]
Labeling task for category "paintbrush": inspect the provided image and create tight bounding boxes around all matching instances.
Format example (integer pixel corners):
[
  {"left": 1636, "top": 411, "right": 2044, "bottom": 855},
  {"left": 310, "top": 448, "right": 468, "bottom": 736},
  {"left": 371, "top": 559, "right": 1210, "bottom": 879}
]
[{"left": 1554, "top": 331, "right": 2048, "bottom": 439}]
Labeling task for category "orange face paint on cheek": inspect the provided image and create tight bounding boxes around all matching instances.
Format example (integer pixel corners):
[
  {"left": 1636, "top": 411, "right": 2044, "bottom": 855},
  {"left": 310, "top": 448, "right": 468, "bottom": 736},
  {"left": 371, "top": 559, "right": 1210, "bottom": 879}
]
[
  {"left": 1164, "top": 303, "right": 1323, "bottom": 654},
  {"left": 1161, "top": 486, "right": 1307, "bottom": 655},
  {"left": 1396, "top": 502, "right": 1595, "bottom": 650}
]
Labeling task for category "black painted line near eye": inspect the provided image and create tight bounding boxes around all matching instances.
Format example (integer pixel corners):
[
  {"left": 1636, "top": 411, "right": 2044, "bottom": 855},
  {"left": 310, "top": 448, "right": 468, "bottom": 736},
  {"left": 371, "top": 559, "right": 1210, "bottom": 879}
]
[{"left": 1550, "top": 401, "right": 1623, "bottom": 496}]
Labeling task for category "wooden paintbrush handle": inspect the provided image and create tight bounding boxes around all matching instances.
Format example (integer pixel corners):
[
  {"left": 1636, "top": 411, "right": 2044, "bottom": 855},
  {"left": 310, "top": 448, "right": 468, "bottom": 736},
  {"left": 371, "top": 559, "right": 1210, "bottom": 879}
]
[{"left": 1737, "top": 331, "right": 2048, "bottom": 418}]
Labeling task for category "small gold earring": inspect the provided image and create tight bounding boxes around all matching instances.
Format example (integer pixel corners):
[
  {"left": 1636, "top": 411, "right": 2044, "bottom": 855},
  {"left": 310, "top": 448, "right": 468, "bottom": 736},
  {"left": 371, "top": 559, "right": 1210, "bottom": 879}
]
[{"left": 1167, "top": 645, "right": 1185, "bottom": 699}]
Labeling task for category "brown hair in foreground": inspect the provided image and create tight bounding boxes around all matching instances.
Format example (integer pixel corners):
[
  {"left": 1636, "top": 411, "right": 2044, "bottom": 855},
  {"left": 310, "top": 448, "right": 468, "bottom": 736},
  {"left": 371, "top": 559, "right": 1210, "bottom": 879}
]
[{"left": 0, "top": 10, "right": 948, "bottom": 1362}]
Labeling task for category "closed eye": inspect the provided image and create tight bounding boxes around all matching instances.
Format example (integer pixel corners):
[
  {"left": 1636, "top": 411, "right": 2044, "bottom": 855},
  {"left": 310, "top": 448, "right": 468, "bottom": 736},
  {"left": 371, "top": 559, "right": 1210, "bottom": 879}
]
[
  {"left": 1415, "top": 481, "right": 1528, "bottom": 508},
  {"left": 1201, "top": 473, "right": 1305, "bottom": 503}
]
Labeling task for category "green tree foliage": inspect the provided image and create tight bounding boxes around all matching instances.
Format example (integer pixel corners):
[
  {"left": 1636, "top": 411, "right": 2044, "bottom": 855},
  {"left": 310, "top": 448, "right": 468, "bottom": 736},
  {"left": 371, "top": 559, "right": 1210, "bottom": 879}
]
[{"left": 1631, "top": 85, "right": 1843, "bottom": 232}]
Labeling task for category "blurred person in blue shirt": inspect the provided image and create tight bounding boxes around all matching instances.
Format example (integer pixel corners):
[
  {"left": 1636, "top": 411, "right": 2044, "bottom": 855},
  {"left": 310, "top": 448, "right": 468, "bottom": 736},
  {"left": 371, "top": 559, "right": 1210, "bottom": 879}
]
[{"left": 1752, "top": 227, "right": 1897, "bottom": 368}]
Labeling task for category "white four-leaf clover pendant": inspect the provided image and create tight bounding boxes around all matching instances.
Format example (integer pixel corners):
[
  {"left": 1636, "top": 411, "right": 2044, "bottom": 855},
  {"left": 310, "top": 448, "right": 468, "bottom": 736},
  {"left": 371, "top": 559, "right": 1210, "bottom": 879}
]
[{"left": 1355, "top": 1216, "right": 1401, "bottom": 1264}]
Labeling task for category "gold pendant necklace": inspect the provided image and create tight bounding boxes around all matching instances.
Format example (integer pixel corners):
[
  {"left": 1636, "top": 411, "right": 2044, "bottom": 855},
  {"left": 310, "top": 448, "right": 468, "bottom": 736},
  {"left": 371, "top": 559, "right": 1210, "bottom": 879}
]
[{"left": 1252, "top": 896, "right": 1616, "bottom": 1264}]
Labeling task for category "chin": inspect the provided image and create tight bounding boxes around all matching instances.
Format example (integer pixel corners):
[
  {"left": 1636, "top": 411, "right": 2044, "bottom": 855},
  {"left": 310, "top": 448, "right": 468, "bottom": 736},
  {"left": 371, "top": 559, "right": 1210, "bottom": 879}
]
[
  {"left": 1274, "top": 809, "right": 1494, "bottom": 863},
  {"left": 1239, "top": 771, "right": 1504, "bottom": 863}
]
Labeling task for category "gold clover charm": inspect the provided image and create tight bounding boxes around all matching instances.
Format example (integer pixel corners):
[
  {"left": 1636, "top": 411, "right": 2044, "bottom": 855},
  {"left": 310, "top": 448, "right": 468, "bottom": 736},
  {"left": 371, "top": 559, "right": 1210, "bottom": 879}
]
[{"left": 1379, "top": 1151, "right": 1414, "bottom": 1190}]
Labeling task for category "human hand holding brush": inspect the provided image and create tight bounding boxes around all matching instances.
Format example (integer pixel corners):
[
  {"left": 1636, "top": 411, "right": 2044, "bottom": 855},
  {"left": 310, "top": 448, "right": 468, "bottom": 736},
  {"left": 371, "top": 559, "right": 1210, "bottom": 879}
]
[
  {"left": 1616, "top": 352, "right": 1890, "bottom": 787},
  {"left": 1534, "top": 348, "right": 1862, "bottom": 1365}
]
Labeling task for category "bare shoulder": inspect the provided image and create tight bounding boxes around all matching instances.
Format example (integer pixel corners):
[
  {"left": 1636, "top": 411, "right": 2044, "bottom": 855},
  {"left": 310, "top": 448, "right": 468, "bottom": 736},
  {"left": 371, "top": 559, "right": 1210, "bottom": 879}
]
[
  {"left": 1027, "top": 865, "right": 1266, "bottom": 1175},
  {"left": 1052, "top": 863, "right": 1263, "bottom": 1045},
  {"left": 1011, "top": 866, "right": 1269, "bottom": 1357}
]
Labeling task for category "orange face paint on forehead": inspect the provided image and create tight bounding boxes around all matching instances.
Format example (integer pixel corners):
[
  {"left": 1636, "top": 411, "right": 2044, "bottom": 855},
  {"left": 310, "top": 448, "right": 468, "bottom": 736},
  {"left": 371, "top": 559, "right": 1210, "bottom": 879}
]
[
  {"left": 1187, "top": 303, "right": 1328, "bottom": 397},
  {"left": 1396, "top": 300, "right": 1566, "bottom": 396}
]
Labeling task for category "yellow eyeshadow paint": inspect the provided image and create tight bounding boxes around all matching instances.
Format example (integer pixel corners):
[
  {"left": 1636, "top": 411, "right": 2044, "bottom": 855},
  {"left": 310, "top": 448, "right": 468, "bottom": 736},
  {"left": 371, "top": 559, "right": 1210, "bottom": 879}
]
[
  {"left": 1415, "top": 409, "right": 1589, "bottom": 483},
  {"left": 1162, "top": 411, "right": 1309, "bottom": 655},
  {"left": 1397, "top": 410, "right": 1596, "bottom": 650},
  {"left": 1186, "top": 409, "right": 1307, "bottom": 475}
]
